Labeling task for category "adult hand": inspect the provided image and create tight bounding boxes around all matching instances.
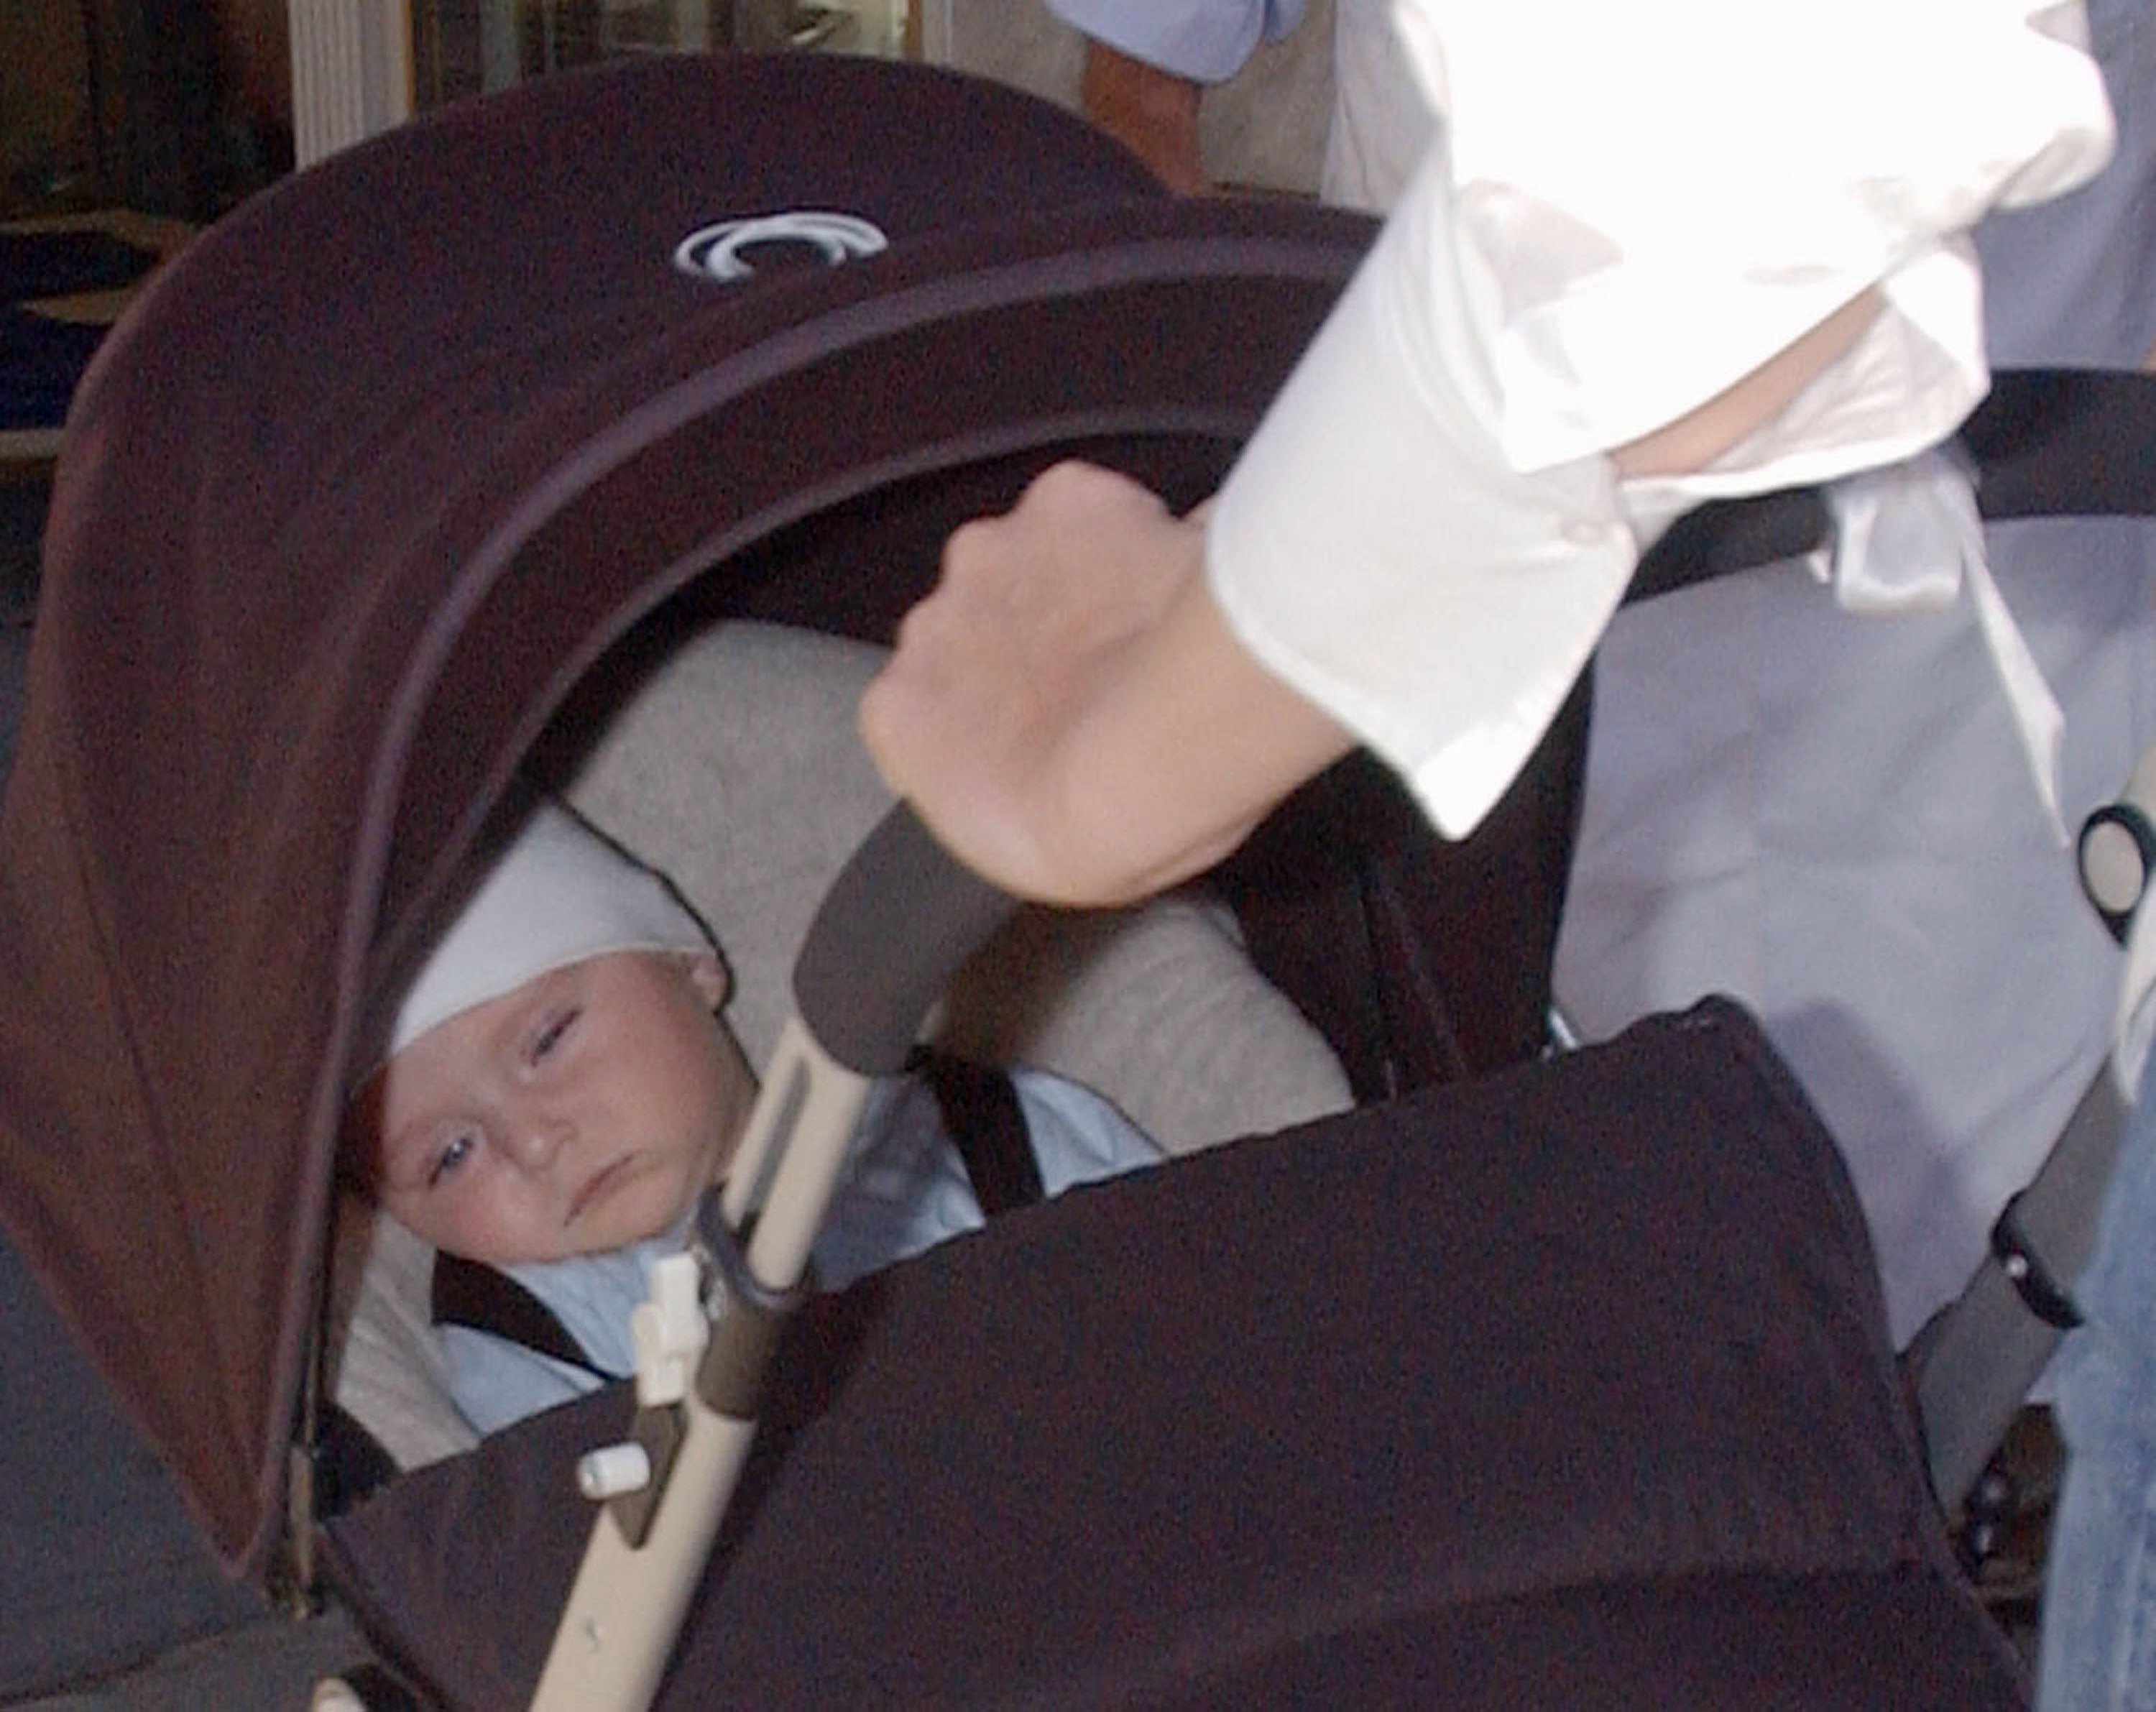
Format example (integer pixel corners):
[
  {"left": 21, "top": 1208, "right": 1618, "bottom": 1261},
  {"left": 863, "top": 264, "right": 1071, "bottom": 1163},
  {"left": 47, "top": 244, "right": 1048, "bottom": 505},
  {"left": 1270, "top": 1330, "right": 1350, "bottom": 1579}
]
[{"left": 860, "top": 461, "right": 1352, "bottom": 906}]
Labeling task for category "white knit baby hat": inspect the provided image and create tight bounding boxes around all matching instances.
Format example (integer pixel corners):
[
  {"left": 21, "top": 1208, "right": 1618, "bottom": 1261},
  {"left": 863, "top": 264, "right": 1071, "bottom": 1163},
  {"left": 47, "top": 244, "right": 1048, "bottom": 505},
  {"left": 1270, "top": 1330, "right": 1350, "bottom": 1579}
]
[{"left": 387, "top": 798, "right": 718, "bottom": 1059}]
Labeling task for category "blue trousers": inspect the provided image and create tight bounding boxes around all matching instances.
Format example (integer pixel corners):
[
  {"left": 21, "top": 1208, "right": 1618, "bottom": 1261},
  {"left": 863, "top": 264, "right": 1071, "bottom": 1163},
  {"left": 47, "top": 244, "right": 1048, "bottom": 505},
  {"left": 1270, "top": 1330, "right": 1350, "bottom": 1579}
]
[{"left": 2040, "top": 1050, "right": 2156, "bottom": 1711}]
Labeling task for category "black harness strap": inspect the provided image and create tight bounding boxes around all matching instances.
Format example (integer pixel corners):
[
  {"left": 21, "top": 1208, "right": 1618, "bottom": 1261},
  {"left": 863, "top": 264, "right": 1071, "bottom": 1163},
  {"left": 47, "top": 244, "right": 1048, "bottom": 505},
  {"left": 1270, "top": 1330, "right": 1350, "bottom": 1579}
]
[
  {"left": 430, "top": 1251, "right": 610, "bottom": 1380},
  {"left": 1626, "top": 369, "right": 2156, "bottom": 611},
  {"left": 911, "top": 1048, "right": 1044, "bottom": 1217}
]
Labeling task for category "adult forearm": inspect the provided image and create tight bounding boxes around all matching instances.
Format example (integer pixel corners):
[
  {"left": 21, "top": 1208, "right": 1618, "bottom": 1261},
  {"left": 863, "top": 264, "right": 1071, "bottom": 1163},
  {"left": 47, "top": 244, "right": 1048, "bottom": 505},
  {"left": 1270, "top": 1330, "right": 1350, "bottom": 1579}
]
[{"left": 1608, "top": 290, "right": 1884, "bottom": 479}]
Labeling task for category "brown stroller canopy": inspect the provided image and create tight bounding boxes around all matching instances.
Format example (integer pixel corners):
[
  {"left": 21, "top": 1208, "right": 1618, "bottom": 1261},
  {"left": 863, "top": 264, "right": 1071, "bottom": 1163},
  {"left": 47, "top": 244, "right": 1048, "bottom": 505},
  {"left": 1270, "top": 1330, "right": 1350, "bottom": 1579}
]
[{"left": 0, "top": 52, "right": 1372, "bottom": 1572}]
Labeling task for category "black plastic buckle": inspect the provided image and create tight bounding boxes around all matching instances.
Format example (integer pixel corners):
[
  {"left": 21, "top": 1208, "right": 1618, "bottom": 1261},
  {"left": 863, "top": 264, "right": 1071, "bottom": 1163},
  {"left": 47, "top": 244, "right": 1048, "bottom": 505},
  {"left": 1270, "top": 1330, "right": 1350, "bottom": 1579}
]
[
  {"left": 605, "top": 1205, "right": 809, "bottom": 1547},
  {"left": 691, "top": 1195, "right": 808, "bottom": 1420},
  {"left": 2078, "top": 801, "right": 2156, "bottom": 944},
  {"left": 607, "top": 1402, "right": 686, "bottom": 1550},
  {"left": 1989, "top": 1194, "right": 2083, "bottom": 1330}
]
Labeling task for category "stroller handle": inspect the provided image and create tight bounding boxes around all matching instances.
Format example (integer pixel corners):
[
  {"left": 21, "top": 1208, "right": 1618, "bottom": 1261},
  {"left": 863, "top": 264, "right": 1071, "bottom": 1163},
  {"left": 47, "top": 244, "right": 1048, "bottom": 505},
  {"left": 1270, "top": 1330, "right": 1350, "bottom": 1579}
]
[{"left": 791, "top": 803, "right": 1019, "bottom": 1074}]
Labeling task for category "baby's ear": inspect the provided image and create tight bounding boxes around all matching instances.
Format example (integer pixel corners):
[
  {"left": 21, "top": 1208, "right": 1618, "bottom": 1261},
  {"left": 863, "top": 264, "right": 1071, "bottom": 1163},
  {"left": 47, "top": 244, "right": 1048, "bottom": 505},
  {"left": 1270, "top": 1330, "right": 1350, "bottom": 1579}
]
[{"left": 681, "top": 949, "right": 729, "bottom": 1011}]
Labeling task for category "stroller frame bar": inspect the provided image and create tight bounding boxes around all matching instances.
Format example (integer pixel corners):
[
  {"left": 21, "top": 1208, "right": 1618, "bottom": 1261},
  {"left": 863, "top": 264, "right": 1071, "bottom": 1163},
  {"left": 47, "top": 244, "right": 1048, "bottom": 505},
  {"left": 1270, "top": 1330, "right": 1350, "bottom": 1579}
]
[
  {"left": 533, "top": 1016, "right": 870, "bottom": 1709},
  {"left": 535, "top": 804, "right": 1011, "bottom": 1708}
]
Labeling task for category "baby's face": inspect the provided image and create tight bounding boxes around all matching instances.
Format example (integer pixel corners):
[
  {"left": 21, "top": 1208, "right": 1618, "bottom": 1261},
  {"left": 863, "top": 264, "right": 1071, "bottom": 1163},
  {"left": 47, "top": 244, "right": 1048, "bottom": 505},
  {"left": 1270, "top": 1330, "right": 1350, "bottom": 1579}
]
[{"left": 360, "top": 949, "right": 756, "bottom": 1266}]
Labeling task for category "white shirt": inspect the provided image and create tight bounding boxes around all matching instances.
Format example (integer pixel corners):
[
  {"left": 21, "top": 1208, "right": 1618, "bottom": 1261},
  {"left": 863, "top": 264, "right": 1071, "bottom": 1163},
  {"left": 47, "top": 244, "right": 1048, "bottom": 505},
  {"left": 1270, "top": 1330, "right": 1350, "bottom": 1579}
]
[{"left": 1206, "top": 0, "right": 2115, "bottom": 839}]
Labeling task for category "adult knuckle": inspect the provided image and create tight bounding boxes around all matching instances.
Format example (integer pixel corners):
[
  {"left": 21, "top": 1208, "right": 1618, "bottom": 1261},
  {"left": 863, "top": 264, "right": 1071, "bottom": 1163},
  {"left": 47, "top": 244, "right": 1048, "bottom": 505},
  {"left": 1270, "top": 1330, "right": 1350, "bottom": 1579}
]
[
  {"left": 1025, "top": 459, "right": 1099, "bottom": 510},
  {"left": 940, "top": 517, "right": 1007, "bottom": 589}
]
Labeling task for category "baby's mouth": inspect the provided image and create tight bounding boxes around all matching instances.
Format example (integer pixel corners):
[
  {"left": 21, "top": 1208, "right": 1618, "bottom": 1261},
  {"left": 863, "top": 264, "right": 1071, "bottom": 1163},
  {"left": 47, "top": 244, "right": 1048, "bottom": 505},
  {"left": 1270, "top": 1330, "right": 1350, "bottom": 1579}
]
[{"left": 566, "top": 1156, "right": 634, "bottom": 1227}]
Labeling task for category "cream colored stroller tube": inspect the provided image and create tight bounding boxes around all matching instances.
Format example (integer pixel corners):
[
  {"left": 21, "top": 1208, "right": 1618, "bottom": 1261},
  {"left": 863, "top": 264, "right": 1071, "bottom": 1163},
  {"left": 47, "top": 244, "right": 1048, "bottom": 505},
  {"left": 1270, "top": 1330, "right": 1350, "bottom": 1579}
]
[{"left": 530, "top": 806, "right": 1015, "bottom": 1711}]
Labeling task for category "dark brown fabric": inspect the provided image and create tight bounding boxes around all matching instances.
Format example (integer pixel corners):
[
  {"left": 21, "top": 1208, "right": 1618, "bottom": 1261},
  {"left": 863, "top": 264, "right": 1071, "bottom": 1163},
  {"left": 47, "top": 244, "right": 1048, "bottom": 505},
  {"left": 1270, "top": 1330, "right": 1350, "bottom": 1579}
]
[
  {"left": 322, "top": 1003, "right": 2022, "bottom": 1711},
  {"left": 0, "top": 52, "right": 1373, "bottom": 1571},
  {"left": 1220, "top": 696, "right": 1590, "bottom": 1103}
]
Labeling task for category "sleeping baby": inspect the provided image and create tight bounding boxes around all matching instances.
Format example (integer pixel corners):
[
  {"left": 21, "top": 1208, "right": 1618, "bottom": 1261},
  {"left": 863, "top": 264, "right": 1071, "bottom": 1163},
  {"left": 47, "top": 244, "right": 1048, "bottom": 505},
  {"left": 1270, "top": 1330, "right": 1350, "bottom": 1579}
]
[{"left": 340, "top": 794, "right": 1162, "bottom": 1436}]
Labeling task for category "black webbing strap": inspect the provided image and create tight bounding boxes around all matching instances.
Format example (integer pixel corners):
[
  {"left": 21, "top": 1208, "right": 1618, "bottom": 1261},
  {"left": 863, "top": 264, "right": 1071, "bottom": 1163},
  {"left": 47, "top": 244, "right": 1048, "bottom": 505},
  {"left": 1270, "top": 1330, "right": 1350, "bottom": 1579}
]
[
  {"left": 911, "top": 1048, "right": 1044, "bottom": 1216},
  {"left": 1626, "top": 369, "right": 2156, "bottom": 609},
  {"left": 1961, "top": 368, "right": 2156, "bottom": 523},
  {"left": 430, "top": 1251, "right": 611, "bottom": 1381}
]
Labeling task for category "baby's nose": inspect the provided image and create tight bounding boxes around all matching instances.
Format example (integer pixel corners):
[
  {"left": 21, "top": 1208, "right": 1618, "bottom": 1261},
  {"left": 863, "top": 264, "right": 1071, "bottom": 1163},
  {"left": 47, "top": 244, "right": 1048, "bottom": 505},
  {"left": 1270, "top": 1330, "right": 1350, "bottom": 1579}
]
[{"left": 502, "top": 1111, "right": 573, "bottom": 1174}]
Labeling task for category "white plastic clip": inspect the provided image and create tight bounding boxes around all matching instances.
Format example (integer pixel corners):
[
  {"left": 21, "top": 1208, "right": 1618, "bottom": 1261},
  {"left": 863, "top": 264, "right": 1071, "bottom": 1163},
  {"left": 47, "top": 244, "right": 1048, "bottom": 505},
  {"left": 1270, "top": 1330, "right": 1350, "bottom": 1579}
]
[
  {"left": 630, "top": 1251, "right": 709, "bottom": 1407},
  {"left": 575, "top": 1442, "right": 654, "bottom": 1503}
]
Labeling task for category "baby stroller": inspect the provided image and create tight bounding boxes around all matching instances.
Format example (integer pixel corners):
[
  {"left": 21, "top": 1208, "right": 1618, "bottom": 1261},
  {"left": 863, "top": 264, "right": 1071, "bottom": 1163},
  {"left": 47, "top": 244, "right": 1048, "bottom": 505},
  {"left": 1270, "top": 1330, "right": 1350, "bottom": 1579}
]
[{"left": 1, "top": 49, "right": 2146, "bottom": 1709}]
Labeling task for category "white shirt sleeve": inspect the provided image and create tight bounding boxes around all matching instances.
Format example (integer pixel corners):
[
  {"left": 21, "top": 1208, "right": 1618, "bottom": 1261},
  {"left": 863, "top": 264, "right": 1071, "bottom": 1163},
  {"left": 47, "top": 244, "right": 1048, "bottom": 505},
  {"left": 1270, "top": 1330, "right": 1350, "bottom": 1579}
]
[
  {"left": 1043, "top": 0, "right": 1307, "bottom": 84},
  {"left": 1207, "top": 0, "right": 2114, "bottom": 839}
]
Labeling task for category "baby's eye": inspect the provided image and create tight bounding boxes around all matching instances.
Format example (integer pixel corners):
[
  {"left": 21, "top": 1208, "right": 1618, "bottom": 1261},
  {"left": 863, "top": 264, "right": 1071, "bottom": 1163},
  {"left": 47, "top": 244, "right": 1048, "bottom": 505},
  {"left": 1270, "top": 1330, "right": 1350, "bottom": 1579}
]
[
  {"left": 427, "top": 1131, "right": 475, "bottom": 1190},
  {"left": 530, "top": 1008, "right": 580, "bottom": 1063}
]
